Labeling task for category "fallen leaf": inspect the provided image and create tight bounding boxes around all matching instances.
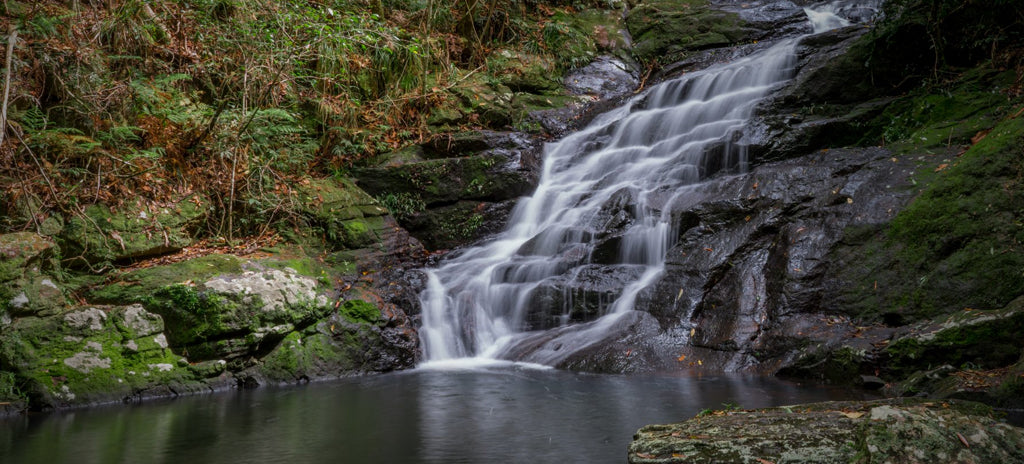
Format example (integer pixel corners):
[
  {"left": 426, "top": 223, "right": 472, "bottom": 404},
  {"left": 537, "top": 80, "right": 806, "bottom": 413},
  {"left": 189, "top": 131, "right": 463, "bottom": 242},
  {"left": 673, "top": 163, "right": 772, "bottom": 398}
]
[
  {"left": 677, "top": 354, "right": 687, "bottom": 362},
  {"left": 756, "top": 459, "right": 776, "bottom": 464},
  {"left": 956, "top": 431, "right": 970, "bottom": 448},
  {"left": 635, "top": 453, "right": 656, "bottom": 459},
  {"left": 842, "top": 411, "right": 865, "bottom": 419}
]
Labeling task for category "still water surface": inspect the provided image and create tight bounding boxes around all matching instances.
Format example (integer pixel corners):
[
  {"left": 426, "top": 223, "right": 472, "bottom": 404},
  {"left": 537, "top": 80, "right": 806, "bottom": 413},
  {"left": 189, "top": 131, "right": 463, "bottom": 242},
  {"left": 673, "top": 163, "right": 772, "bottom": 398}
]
[{"left": 1, "top": 366, "right": 866, "bottom": 464}]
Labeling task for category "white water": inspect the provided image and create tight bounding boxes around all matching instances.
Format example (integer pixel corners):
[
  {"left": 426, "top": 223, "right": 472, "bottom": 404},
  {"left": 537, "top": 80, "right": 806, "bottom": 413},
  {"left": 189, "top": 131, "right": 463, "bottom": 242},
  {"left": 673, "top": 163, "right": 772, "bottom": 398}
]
[{"left": 418, "top": 4, "right": 867, "bottom": 366}]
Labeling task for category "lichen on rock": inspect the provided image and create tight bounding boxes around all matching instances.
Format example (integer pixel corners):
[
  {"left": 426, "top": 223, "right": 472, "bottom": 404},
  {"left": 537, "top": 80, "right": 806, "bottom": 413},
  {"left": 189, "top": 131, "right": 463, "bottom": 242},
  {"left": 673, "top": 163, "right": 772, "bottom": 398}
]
[{"left": 628, "top": 398, "right": 1024, "bottom": 463}]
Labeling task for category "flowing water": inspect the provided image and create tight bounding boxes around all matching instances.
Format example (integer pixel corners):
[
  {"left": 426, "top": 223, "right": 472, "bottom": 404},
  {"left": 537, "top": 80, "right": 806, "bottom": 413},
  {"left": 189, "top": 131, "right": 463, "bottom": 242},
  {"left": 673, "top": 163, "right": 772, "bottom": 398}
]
[
  {"left": 0, "top": 369, "right": 867, "bottom": 464},
  {"left": 419, "top": 2, "right": 878, "bottom": 366}
]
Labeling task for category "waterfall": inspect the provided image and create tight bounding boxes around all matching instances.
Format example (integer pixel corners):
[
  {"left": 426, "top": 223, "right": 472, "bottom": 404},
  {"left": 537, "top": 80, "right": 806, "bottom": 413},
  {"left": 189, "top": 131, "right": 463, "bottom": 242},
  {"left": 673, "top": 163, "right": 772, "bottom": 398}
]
[{"left": 417, "top": 3, "right": 868, "bottom": 367}]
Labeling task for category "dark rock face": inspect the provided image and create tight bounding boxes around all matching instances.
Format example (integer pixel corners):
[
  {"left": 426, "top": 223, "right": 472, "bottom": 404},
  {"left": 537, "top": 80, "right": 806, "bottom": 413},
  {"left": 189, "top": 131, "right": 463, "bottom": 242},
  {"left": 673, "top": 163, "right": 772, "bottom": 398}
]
[
  {"left": 353, "top": 131, "right": 541, "bottom": 251},
  {"left": 629, "top": 398, "right": 1024, "bottom": 464},
  {"left": 615, "top": 146, "right": 923, "bottom": 372}
]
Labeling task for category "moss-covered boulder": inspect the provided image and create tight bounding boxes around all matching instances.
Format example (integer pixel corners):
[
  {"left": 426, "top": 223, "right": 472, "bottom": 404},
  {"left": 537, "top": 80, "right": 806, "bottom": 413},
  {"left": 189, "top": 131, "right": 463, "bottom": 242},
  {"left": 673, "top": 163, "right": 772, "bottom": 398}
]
[
  {"left": 885, "top": 297, "right": 1024, "bottom": 377},
  {"left": 450, "top": 72, "right": 516, "bottom": 128},
  {"left": 145, "top": 266, "right": 330, "bottom": 361},
  {"left": 59, "top": 195, "right": 209, "bottom": 268},
  {"left": 0, "top": 232, "right": 65, "bottom": 318},
  {"left": 293, "top": 177, "right": 392, "bottom": 250},
  {"left": 354, "top": 155, "right": 531, "bottom": 207},
  {"left": 0, "top": 305, "right": 213, "bottom": 408},
  {"left": 629, "top": 398, "right": 1024, "bottom": 463},
  {"left": 487, "top": 49, "right": 561, "bottom": 93},
  {"left": 87, "top": 254, "right": 331, "bottom": 360},
  {"left": 257, "top": 299, "right": 417, "bottom": 382},
  {"left": 625, "top": 0, "right": 747, "bottom": 66}
]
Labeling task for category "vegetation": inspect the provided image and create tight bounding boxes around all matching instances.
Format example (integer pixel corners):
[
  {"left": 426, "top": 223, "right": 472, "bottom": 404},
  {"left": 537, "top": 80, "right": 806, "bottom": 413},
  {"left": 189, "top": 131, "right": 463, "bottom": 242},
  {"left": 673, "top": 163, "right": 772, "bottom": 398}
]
[{"left": 0, "top": 0, "right": 618, "bottom": 246}]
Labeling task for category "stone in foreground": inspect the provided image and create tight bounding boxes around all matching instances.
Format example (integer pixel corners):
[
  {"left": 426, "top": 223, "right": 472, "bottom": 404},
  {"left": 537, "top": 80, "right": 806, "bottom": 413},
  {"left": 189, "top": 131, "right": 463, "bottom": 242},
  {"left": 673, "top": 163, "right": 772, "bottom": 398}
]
[{"left": 628, "top": 398, "right": 1024, "bottom": 463}]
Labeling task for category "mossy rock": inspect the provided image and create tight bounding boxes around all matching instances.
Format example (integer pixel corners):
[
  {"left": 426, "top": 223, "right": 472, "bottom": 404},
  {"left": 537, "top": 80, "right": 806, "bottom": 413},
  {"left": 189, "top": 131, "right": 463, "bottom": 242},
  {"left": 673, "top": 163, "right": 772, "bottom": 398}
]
[
  {"left": 832, "top": 84, "right": 1024, "bottom": 324},
  {"left": 143, "top": 265, "right": 332, "bottom": 360},
  {"left": 293, "top": 177, "right": 391, "bottom": 250},
  {"left": 88, "top": 253, "right": 245, "bottom": 304},
  {"left": 259, "top": 330, "right": 355, "bottom": 382},
  {"left": 776, "top": 345, "right": 871, "bottom": 385},
  {"left": 295, "top": 177, "right": 386, "bottom": 224},
  {"left": 546, "top": 8, "right": 631, "bottom": 69},
  {"left": 401, "top": 201, "right": 493, "bottom": 250},
  {"left": 0, "top": 195, "right": 63, "bottom": 237},
  {"left": 353, "top": 155, "right": 531, "bottom": 207},
  {"left": 629, "top": 398, "right": 1024, "bottom": 463},
  {"left": 340, "top": 299, "right": 381, "bottom": 325},
  {"left": 885, "top": 297, "right": 1024, "bottom": 378},
  {"left": 258, "top": 306, "right": 415, "bottom": 383},
  {"left": 0, "top": 232, "right": 65, "bottom": 317},
  {"left": 625, "top": 0, "right": 747, "bottom": 66},
  {"left": 59, "top": 195, "right": 209, "bottom": 268},
  {"left": 0, "top": 305, "right": 198, "bottom": 408},
  {"left": 487, "top": 49, "right": 560, "bottom": 93},
  {"left": 89, "top": 256, "right": 332, "bottom": 361},
  {"left": 450, "top": 72, "right": 515, "bottom": 128}
]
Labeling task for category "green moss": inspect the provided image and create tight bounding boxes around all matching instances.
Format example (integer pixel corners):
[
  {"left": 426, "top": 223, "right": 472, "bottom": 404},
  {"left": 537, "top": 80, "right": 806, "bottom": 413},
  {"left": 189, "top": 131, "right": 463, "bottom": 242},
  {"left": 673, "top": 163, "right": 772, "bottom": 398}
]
[
  {"left": 0, "top": 308, "right": 193, "bottom": 408},
  {"left": 885, "top": 304, "right": 1024, "bottom": 377},
  {"left": 863, "top": 68, "right": 1014, "bottom": 151},
  {"left": 58, "top": 196, "right": 207, "bottom": 267},
  {"left": 779, "top": 346, "right": 869, "bottom": 384},
  {"left": 147, "top": 284, "right": 236, "bottom": 347},
  {"left": 885, "top": 115, "right": 1024, "bottom": 316},
  {"left": 833, "top": 67, "right": 1024, "bottom": 324},
  {"left": 340, "top": 299, "right": 381, "bottom": 325},
  {"left": 89, "top": 254, "right": 244, "bottom": 304},
  {"left": 259, "top": 329, "right": 354, "bottom": 382},
  {"left": 625, "top": 0, "right": 746, "bottom": 66}
]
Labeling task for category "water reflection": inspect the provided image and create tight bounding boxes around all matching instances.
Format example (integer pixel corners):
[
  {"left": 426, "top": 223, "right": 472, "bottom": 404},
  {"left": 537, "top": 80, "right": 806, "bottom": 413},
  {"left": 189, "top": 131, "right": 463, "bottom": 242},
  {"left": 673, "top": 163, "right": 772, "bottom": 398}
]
[{"left": 1, "top": 370, "right": 865, "bottom": 464}]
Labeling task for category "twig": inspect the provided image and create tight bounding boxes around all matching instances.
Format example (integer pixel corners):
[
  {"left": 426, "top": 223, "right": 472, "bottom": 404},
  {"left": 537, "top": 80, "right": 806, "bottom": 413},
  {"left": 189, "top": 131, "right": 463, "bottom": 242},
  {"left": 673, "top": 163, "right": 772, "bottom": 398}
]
[
  {"left": 14, "top": 130, "right": 59, "bottom": 204},
  {"left": 1, "top": 26, "right": 17, "bottom": 146}
]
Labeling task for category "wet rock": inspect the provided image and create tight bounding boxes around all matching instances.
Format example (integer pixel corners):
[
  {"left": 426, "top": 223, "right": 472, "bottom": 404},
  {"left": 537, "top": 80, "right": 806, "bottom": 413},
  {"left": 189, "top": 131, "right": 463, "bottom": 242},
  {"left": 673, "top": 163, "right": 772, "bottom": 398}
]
[
  {"left": 500, "top": 310, "right": 674, "bottom": 373},
  {"left": 564, "top": 56, "right": 638, "bottom": 101},
  {"left": 860, "top": 375, "right": 886, "bottom": 390},
  {"left": 714, "top": 0, "right": 812, "bottom": 40},
  {"left": 619, "top": 146, "right": 924, "bottom": 372},
  {"left": 629, "top": 398, "right": 1024, "bottom": 463},
  {"left": 59, "top": 195, "right": 208, "bottom": 267}
]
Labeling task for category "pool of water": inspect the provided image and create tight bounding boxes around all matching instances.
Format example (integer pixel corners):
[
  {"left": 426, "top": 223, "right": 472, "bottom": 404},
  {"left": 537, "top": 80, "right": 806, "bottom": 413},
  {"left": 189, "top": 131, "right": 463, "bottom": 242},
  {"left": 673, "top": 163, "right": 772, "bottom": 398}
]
[{"left": 0, "top": 366, "right": 869, "bottom": 464}]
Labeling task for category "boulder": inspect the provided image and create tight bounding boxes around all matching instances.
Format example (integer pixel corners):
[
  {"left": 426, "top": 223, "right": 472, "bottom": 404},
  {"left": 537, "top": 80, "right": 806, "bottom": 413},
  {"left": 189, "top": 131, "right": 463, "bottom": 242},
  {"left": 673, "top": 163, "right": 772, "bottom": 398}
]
[
  {"left": 59, "top": 195, "right": 208, "bottom": 267},
  {"left": 629, "top": 398, "right": 1024, "bottom": 463},
  {"left": 0, "top": 232, "right": 65, "bottom": 317},
  {"left": 626, "top": 0, "right": 749, "bottom": 66},
  {"left": 0, "top": 304, "right": 217, "bottom": 408}
]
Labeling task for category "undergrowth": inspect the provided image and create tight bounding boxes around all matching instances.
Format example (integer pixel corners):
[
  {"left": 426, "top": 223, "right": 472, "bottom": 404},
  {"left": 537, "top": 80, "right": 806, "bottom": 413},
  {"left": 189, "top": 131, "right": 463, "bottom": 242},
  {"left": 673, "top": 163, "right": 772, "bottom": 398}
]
[{"left": 0, "top": 0, "right": 615, "bottom": 242}]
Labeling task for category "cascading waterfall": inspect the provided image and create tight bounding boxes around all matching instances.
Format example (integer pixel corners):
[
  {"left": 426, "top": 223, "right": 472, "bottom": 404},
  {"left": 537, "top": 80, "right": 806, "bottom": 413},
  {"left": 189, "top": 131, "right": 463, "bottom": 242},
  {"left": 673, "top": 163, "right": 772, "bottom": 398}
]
[{"left": 418, "top": 2, "right": 871, "bottom": 367}]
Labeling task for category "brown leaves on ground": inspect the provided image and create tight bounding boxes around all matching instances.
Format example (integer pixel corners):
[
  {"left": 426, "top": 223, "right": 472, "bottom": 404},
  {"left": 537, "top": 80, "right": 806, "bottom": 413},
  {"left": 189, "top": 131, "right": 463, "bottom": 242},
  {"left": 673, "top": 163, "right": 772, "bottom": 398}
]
[
  {"left": 950, "top": 367, "right": 1011, "bottom": 391},
  {"left": 119, "top": 232, "right": 282, "bottom": 272}
]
